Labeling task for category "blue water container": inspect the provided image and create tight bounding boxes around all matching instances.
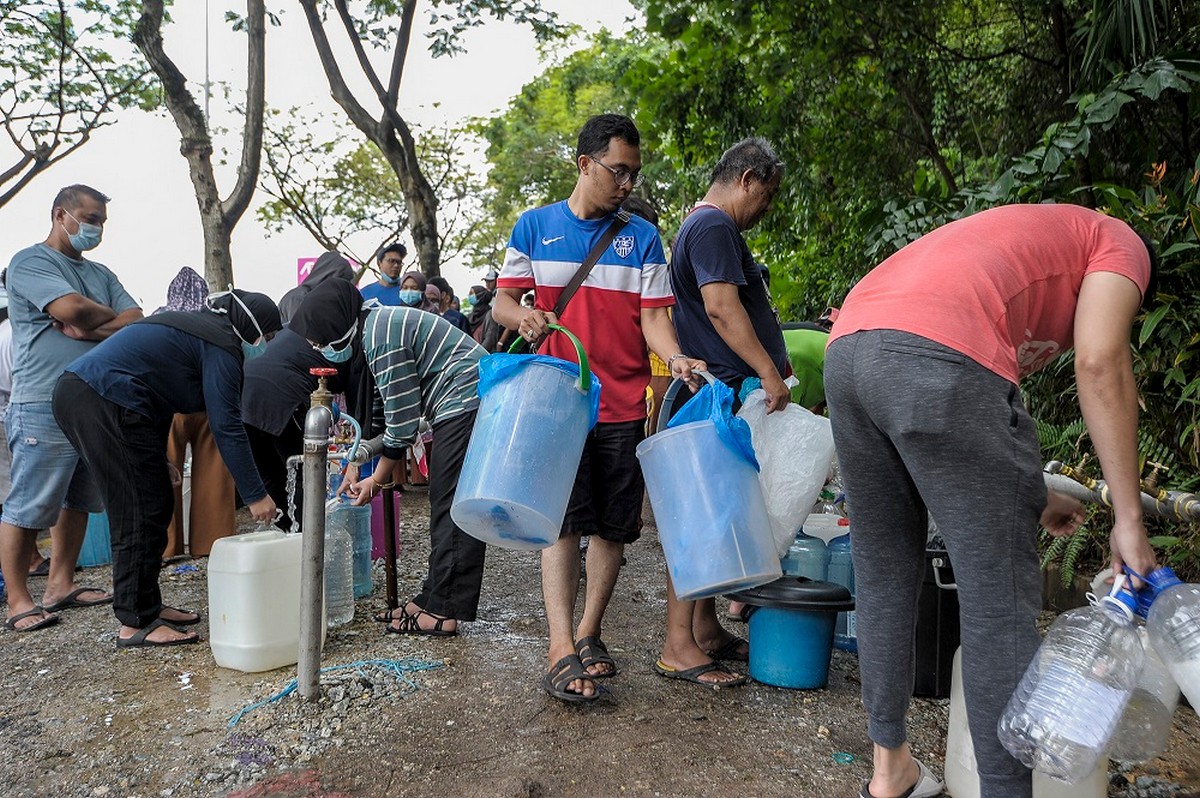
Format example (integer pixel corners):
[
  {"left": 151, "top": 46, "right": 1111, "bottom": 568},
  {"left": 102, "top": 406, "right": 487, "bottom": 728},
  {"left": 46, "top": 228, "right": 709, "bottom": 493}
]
[
  {"left": 452, "top": 326, "right": 599, "bottom": 550},
  {"left": 782, "top": 532, "right": 829, "bottom": 581},
  {"left": 733, "top": 577, "right": 854, "bottom": 688},
  {"left": 78, "top": 512, "right": 112, "bottom": 567},
  {"left": 827, "top": 533, "right": 856, "bottom": 653}
]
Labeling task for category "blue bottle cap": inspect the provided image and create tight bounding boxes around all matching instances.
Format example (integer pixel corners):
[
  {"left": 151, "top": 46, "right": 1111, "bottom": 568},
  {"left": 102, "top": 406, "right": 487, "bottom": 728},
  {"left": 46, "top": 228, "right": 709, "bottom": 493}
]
[
  {"left": 1147, "top": 566, "right": 1183, "bottom": 591},
  {"left": 1100, "top": 588, "right": 1138, "bottom": 620}
]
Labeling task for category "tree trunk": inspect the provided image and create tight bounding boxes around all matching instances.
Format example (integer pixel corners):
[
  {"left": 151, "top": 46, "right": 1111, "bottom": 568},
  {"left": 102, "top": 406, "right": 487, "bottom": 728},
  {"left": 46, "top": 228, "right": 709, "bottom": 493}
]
[
  {"left": 299, "top": 0, "right": 442, "bottom": 277},
  {"left": 134, "top": 0, "right": 266, "bottom": 291}
]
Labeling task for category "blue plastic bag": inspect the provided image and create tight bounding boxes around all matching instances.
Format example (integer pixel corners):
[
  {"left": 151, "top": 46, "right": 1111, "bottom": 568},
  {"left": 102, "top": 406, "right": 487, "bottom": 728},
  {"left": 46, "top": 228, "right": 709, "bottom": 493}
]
[
  {"left": 667, "top": 376, "right": 758, "bottom": 470},
  {"left": 477, "top": 352, "right": 602, "bottom": 430}
]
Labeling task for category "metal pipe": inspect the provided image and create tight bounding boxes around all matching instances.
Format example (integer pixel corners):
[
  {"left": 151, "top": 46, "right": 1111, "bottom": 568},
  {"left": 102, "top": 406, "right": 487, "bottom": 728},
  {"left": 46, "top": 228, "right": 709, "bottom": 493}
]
[
  {"left": 349, "top": 434, "right": 386, "bottom": 465},
  {"left": 297, "top": 402, "right": 332, "bottom": 701},
  {"left": 1043, "top": 462, "right": 1200, "bottom": 522},
  {"left": 382, "top": 484, "right": 399, "bottom": 611}
]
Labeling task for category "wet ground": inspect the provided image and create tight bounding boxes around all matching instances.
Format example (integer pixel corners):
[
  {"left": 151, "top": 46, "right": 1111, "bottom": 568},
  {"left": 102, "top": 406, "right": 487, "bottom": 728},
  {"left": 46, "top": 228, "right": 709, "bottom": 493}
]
[{"left": 1, "top": 492, "right": 1198, "bottom": 798}]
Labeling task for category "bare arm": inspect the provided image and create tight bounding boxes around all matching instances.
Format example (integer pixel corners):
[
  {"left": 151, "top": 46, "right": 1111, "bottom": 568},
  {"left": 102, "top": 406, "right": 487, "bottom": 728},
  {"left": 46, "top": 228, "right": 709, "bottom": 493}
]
[
  {"left": 1073, "top": 271, "right": 1156, "bottom": 581},
  {"left": 640, "top": 306, "right": 705, "bottom": 388},
  {"left": 700, "top": 281, "right": 789, "bottom": 412},
  {"left": 84, "top": 308, "right": 144, "bottom": 341},
  {"left": 45, "top": 293, "right": 117, "bottom": 330}
]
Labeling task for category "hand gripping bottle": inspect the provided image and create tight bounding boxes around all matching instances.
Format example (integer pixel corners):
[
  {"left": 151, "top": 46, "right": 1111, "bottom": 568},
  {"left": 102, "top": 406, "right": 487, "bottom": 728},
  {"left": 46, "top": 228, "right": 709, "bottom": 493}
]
[
  {"left": 1145, "top": 566, "right": 1200, "bottom": 709},
  {"left": 998, "top": 580, "right": 1145, "bottom": 784}
]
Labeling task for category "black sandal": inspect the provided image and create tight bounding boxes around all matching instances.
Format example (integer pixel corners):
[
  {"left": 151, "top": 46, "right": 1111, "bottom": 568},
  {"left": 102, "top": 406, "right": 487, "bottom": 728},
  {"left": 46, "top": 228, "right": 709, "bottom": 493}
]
[
  {"left": 384, "top": 607, "right": 457, "bottom": 637},
  {"left": 541, "top": 654, "right": 599, "bottom": 703},
  {"left": 575, "top": 635, "right": 619, "bottom": 678},
  {"left": 116, "top": 618, "right": 201, "bottom": 649}
]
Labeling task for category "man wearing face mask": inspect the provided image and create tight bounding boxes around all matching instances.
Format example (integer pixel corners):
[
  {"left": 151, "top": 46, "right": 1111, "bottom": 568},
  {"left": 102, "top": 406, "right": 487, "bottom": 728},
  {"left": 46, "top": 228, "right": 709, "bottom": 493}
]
[
  {"left": 358, "top": 243, "right": 408, "bottom": 306},
  {"left": 1, "top": 185, "right": 142, "bottom": 633}
]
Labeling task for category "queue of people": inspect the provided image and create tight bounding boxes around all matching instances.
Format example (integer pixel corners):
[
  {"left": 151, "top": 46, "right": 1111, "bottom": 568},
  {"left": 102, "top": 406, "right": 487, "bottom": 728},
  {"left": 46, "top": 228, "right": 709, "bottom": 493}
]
[{"left": 0, "top": 112, "right": 1161, "bottom": 798}]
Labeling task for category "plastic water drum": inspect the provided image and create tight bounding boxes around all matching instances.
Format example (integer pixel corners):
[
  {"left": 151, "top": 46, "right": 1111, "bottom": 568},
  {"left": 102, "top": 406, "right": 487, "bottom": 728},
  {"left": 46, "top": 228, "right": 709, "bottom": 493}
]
[
  {"left": 208, "top": 529, "right": 322, "bottom": 672},
  {"left": 733, "top": 577, "right": 853, "bottom": 688},
  {"left": 452, "top": 325, "right": 600, "bottom": 550},
  {"left": 638, "top": 415, "right": 781, "bottom": 601},
  {"left": 78, "top": 512, "right": 112, "bottom": 567}
]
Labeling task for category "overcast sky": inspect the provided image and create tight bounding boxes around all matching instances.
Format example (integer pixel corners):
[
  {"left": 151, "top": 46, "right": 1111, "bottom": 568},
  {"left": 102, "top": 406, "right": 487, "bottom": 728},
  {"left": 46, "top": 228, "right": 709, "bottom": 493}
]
[{"left": 0, "top": 1, "right": 637, "bottom": 308}]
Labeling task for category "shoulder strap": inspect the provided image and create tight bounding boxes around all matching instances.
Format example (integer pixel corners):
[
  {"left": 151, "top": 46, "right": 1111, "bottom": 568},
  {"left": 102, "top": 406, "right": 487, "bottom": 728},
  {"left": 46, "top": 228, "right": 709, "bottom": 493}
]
[{"left": 552, "top": 210, "right": 630, "bottom": 318}]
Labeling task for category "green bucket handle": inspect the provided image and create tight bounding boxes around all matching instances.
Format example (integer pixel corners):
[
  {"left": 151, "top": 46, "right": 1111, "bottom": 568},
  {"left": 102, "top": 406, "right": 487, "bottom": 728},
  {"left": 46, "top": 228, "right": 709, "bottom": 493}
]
[{"left": 506, "top": 322, "right": 591, "bottom": 394}]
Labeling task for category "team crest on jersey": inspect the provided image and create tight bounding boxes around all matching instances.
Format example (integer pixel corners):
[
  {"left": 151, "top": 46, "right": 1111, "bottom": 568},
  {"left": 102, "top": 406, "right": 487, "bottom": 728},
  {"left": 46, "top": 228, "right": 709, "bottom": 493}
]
[{"left": 612, "top": 234, "right": 635, "bottom": 258}]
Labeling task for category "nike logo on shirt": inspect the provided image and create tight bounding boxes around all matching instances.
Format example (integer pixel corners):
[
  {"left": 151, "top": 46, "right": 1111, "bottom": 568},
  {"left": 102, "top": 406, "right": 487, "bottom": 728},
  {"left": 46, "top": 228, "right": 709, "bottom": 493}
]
[{"left": 541, "top": 236, "right": 565, "bottom": 245}]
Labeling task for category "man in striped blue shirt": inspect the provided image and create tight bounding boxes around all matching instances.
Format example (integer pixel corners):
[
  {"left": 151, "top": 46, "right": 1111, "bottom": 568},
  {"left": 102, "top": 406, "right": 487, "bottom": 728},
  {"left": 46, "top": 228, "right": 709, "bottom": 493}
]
[{"left": 291, "top": 281, "right": 486, "bottom": 637}]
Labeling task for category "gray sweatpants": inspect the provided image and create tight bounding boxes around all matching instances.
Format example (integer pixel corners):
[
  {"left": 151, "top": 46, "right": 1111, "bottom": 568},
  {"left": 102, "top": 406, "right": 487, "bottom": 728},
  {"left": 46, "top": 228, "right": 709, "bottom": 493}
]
[{"left": 824, "top": 330, "right": 1044, "bottom": 798}]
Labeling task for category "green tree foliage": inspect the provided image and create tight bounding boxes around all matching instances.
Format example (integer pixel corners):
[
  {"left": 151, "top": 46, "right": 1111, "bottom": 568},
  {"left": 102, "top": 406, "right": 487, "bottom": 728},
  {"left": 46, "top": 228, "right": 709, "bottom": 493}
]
[{"left": 0, "top": 1, "right": 157, "bottom": 206}]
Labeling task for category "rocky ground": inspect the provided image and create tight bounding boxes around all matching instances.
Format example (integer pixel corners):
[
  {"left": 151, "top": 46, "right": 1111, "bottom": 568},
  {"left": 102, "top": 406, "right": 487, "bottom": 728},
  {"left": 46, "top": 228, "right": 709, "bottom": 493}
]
[{"left": 1, "top": 492, "right": 1197, "bottom": 798}]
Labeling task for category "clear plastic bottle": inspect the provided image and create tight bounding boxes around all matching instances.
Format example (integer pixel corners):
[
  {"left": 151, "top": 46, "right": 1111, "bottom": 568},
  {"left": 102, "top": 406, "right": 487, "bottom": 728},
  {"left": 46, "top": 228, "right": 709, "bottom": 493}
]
[
  {"left": 1110, "top": 625, "right": 1179, "bottom": 763},
  {"left": 328, "top": 499, "right": 373, "bottom": 599},
  {"left": 827, "top": 533, "right": 856, "bottom": 653},
  {"left": 323, "top": 522, "right": 355, "bottom": 628},
  {"left": 998, "top": 587, "right": 1144, "bottom": 784},
  {"left": 1145, "top": 566, "right": 1200, "bottom": 709}
]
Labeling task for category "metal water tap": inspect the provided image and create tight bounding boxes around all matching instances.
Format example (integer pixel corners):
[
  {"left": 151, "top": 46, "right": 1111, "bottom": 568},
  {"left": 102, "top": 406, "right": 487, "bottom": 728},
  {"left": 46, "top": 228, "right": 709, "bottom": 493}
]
[
  {"left": 309, "top": 367, "right": 337, "bottom": 410},
  {"left": 1140, "top": 461, "right": 1170, "bottom": 501}
]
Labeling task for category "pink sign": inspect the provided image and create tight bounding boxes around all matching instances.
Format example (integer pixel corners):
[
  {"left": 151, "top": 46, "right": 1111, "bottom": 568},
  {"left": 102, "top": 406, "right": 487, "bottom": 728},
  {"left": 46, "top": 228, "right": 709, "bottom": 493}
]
[{"left": 296, "top": 256, "right": 366, "bottom": 286}]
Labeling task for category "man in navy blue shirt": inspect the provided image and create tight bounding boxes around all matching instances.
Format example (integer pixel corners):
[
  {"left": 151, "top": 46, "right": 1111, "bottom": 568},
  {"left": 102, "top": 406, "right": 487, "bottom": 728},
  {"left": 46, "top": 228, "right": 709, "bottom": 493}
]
[{"left": 663, "top": 137, "right": 790, "bottom": 678}]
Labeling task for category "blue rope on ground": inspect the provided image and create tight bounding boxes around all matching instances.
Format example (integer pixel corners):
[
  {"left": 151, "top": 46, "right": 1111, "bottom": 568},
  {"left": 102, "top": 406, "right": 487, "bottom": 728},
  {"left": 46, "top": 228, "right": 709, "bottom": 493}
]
[{"left": 227, "top": 657, "right": 443, "bottom": 728}]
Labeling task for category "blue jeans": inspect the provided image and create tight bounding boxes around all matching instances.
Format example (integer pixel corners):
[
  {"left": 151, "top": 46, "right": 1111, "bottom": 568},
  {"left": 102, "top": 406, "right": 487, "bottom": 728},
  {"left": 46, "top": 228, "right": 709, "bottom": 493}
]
[{"left": 2, "top": 401, "right": 103, "bottom": 530}]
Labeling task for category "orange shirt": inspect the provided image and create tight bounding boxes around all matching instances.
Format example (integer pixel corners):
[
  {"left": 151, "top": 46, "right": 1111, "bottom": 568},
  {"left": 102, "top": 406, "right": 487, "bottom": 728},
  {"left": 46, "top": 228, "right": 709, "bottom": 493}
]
[{"left": 829, "top": 204, "right": 1150, "bottom": 383}]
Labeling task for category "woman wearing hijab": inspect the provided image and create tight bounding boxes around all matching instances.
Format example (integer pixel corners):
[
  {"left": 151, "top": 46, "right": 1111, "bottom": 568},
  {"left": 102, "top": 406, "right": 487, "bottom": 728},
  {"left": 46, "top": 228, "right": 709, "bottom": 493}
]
[
  {"left": 277, "top": 251, "right": 354, "bottom": 324},
  {"left": 291, "top": 280, "right": 486, "bottom": 637},
  {"left": 464, "top": 285, "right": 501, "bottom": 352},
  {"left": 154, "top": 267, "right": 239, "bottom": 558},
  {"left": 396, "top": 270, "right": 440, "bottom": 313},
  {"left": 53, "top": 290, "right": 281, "bottom": 648}
]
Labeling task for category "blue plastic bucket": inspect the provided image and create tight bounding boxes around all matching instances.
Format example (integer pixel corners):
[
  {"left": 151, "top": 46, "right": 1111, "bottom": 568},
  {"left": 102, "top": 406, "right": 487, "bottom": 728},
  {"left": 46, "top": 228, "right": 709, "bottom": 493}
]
[
  {"left": 78, "top": 512, "right": 112, "bottom": 567},
  {"left": 452, "top": 325, "right": 599, "bottom": 550},
  {"left": 637, "top": 417, "right": 781, "bottom": 600},
  {"left": 734, "top": 577, "right": 854, "bottom": 689}
]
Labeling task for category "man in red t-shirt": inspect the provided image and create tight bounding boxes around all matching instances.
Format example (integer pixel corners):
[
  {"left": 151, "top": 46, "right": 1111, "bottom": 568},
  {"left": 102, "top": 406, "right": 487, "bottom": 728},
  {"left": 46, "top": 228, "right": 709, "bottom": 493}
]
[
  {"left": 493, "top": 114, "right": 707, "bottom": 703},
  {"left": 825, "top": 204, "right": 1158, "bottom": 798}
]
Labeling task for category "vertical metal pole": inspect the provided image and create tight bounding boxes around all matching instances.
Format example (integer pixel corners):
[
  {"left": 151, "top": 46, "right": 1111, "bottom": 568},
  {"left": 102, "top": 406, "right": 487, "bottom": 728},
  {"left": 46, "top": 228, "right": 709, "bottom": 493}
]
[
  {"left": 381, "top": 485, "right": 398, "bottom": 611},
  {"left": 297, "top": 403, "right": 332, "bottom": 701}
]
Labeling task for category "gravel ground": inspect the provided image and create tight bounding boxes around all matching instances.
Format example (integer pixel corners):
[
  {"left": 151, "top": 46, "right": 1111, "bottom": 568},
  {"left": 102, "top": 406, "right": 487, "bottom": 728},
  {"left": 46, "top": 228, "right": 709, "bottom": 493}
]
[{"left": 1, "top": 492, "right": 1197, "bottom": 798}]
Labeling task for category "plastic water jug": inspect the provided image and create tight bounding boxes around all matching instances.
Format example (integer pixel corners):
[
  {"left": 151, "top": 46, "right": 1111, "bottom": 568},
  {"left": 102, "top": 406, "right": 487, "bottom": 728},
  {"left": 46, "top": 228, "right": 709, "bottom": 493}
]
[
  {"left": 324, "top": 520, "right": 354, "bottom": 627},
  {"left": 998, "top": 586, "right": 1144, "bottom": 784},
  {"left": 827, "top": 533, "right": 856, "bottom": 652},
  {"left": 782, "top": 532, "right": 829, "bottom": 581},
  {"left": 452, "top": 325, "right": 599, "bottom": 549},
  {"left": 637, "top": 417, "right": 781, "bottom": 600},
  {"left": 328, "top": 499, "right": 372, "bottom": 599},
  {"left": 1110, "top": 625, "right": 1179, "bottom": 763},
  {"left": 1144, "top": 566, "right": 1200, "bottom": 710},
  {"left": 802, "top": 513, "right": 849, "bottom": 544},
  {"left": 208, "top": 529, "right": 323, "bottom": 672},
  {"left": 944, "top": 648, "right": 1109, "bottom": 798}
]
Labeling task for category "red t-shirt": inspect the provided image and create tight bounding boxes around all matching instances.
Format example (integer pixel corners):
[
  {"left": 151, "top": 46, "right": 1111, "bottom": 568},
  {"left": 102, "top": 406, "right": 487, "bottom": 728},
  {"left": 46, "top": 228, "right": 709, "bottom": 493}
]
[{"left": 829, "top": 204, "right": 1151, "bottom": 383}]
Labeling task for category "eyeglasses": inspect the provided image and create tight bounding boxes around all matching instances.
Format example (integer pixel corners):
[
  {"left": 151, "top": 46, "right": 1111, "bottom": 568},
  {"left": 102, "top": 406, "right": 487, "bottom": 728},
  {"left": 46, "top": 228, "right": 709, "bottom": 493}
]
[{"left": 590, "top": 156, "right": 644, "bottom": 189}]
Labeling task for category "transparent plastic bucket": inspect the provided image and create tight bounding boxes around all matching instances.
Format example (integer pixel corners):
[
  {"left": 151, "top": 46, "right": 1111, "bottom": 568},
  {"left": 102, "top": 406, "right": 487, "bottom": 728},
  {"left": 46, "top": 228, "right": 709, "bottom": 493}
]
[
  {"left": 452, "top": 325, "right": 594, "bottom": 550},
  {"left": 637, "top": 418, "right": 780, "bottom": 600}
]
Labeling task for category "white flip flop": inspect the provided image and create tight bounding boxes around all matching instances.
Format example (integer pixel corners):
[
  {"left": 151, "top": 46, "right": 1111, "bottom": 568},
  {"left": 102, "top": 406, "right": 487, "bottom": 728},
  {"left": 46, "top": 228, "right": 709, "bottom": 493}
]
[{"left": 858, "top": 760, "right": 944, "bottom": 798}]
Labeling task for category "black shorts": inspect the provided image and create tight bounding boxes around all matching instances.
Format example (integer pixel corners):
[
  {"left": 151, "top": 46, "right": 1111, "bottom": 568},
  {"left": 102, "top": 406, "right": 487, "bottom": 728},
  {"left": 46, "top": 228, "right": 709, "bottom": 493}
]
[{"left": 562, "top": 419, "right": 645, "bottom": 544}]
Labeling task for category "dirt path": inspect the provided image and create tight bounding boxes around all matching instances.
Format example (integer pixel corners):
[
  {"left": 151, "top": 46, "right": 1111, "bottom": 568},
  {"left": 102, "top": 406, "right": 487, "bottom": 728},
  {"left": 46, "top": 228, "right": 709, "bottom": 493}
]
[{"left": 1, "top": 493, "right": 1197, "bottom": 797}]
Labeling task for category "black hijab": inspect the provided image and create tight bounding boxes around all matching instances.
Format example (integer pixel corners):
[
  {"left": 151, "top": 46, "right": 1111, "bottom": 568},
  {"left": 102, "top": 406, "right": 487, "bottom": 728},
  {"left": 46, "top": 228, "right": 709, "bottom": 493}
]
[
  {"left": 289, "top": 280, "right": 379, "bottom": 439},
  {"left": 140, "top": 289, "right": 282, "bottom": 360}
]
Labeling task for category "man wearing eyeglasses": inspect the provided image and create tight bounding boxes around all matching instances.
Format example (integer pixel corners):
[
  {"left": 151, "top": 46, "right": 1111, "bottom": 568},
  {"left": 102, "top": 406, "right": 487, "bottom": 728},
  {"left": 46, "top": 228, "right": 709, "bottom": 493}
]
[{"left": 493, "top": 113, "right": 708, "bottom": 703}]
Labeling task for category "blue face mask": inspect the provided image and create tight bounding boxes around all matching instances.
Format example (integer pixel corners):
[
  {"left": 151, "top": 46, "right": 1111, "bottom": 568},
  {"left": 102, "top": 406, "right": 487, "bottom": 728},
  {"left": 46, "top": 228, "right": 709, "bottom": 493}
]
[
  {"left": 63, "top": 210, "right": 103, "bottom": 252},
  {"left": 398, "top": 289, "right": 423, "bottom": 306},
  {"left": 379, "top": 271, "right": 401, "bottom": 286},
  {"left": 242, "top": 338, "right": 267, "bottom": 360},
  {"left": 318, "top": 320, "right": 357, "bottom": 363},
  {"left": 465, "top": 294, "right": 478, "bottom": 307}
]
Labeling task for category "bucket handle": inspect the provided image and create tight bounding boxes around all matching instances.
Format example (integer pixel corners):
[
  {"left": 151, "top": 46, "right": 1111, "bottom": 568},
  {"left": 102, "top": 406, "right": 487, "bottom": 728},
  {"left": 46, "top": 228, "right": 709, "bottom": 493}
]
[
  {"left": 507, "top": 322, "right": 592, "bottom": 394},
  {"left": 656, "top": 370, "right": 718, "bottom": 433},
  {"left": 930, "top": 556, "right": 958, "bottom": 591}
]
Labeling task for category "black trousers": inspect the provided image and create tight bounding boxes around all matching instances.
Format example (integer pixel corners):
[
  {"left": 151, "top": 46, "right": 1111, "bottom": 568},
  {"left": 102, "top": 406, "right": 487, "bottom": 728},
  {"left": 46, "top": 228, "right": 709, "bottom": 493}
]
[
  {"left": 53, "top": 373, "right": 175, "bottom": 628},
  {"left": 413, "top": 409, "right": 487, "bottom": 620},
  {"left": 245, "top": 413, "right": 304, "bottom": 531}
]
